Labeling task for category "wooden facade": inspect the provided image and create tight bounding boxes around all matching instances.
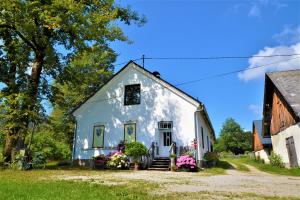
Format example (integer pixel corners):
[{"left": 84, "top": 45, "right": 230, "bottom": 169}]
[
  {"left": 253, "top": 125, "right": 264, "bottom": 151},
  {"left": 270, "top": 89, "right": 297, "bottom": 135}
]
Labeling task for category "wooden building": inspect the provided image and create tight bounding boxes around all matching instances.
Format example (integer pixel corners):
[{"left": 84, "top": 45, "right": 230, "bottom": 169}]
[
  {"left": 262, "top": 70, "right": 300, "bottom": 168},
  {"left": 253, "top": 120, "right": 272, "bottom": 163}
]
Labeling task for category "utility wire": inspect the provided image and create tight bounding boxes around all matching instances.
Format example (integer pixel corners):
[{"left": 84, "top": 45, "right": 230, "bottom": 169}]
[
  {"left": 84, "top": 56, "right": 300, "bottom": 105},
  {"left": 144, "top": 54, "right": 300, "bottom": 60},
  {"left": 175, "top": 56, "right": 300, "bottom": 86},
  {"left": 111, "top": 54, "right": 300, "bottom": 68}
]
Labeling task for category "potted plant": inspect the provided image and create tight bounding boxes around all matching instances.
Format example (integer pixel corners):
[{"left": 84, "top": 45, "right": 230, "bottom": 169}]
[
  {"left": 125, "top": 142, "right": 147, "bottom": 170},
  {"left": 93, "top": 154, "right": 108, "bottom": 169},
  {"left": 170, "top": 154, "right": 177, "bottom": 172}
]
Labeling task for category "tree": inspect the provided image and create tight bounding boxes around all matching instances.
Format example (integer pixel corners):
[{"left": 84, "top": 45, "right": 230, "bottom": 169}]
[
  {"left": 214, "top": 118, "right": 252, "bottom": 154},
  {"left": 0, "top": 0, "right": 145, "bottom": 161}
]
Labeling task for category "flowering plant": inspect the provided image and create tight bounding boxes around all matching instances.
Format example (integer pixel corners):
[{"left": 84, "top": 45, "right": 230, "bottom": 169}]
[
  {"left": 107, "top": 152, "right": 129, "bottom": 169},
  {"left": 176, "top": 155, "right": 197, "bottom": 172}
]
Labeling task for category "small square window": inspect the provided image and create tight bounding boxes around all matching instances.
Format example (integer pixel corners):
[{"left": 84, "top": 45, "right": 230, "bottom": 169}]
[{"left": 124, "top": 84, "right": 141, "bottom": 105}]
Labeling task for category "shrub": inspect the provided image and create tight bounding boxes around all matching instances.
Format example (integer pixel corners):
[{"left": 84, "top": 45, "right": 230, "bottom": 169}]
[
  {"left": 269, "top": 152, "right": 284, "bottom": 168},
  {"left": 176, "top": 155, "right": 197, "bottom": 172},
  {"left": 203, "top": 152, "right": 219, "bottom": 162},
  {"left": 125, "top": 142, "right": 147, "bottom": 162},
  {"left": 107, "top": 152, "right": 129, "bottom": 169},
  {"left": 32, "top": 152, "right": 47, "bottom": 169}
]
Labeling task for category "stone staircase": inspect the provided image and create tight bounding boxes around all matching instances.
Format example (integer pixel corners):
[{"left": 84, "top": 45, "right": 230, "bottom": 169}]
[{"left": 148, "top": 157, "right": 170, "bottom": 171}]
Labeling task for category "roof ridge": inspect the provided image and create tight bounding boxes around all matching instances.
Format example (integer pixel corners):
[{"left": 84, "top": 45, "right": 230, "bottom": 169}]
[{"left": 266, "top": 68, "right": 300, "bottom": 75}]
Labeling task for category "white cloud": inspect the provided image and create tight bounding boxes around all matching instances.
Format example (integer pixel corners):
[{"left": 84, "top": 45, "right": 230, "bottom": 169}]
[
  {"left": 273, "top": 25, "right": 300, "bottom": 45},
  {"left": 233, "top": 0, "right": 287, "bottom": 18},
  {"left": 249, "top": 104, "right": 263, "bottom": 118},
  {"left": 248, "top": 5, "right": 261, "bottom": 17},
  {"left": 238, "top": 43, "right": 300, "bottom": 81}
]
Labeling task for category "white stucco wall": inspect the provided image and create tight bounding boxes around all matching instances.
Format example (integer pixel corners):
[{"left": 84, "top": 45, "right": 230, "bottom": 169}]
[
  {"left": 271, "top": 122, "right": 300, "bottom": 166},
  {"left": 73, "top": 63, "right": 214, "bottom": 160},
  {"left": 196, "top": 111, "right": 213, "bottom": 161},
  {"left": 255, "top": 149, "right": 270, "bottom": 164}
]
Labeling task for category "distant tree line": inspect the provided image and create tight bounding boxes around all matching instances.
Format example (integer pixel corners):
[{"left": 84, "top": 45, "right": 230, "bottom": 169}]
[{"left": 214, "top": 118, "right": 252, "bottom": 155}]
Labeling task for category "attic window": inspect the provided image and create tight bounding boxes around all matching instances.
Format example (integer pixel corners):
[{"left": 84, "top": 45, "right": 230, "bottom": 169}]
[
  {"left": 158, "top": 121, "right": 173, "bottom": 130},
  {"left": 124, "top": 84, "right": 141, "bottom": 105}
]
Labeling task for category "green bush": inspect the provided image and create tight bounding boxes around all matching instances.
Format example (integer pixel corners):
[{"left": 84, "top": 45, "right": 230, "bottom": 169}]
[
  {"left": 204, "top": 152, "right": 219, "bottom": 162},
  {"left": 269, "top": 152, "right": 284, "bottom": 168},
  {"left": 30, "top": 130, "right": 71, "bottom": 160},
  {"left": 125, "top": 142, "right": 147, "bottom": 162},
  {"left": 32, "top": 152, "right": 47, "bottom": 168}
]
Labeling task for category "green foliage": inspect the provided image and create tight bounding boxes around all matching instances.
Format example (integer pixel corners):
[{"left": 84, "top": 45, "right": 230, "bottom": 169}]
[
  {"left": 214, "top": 118, "right": 252, "bottom": 154},
  {"left": 204, "top": 152, "right": 220, "bottom": 162},
  {"left": 32, "top": 152, "right": 47, "bottom": 168},
  {"left": 29, "top": 128, "right": 71, "bottom": 160},
  {"left": 125, "top": 142, "right": 148, "bottom": 161},
  {"left": 0, "top": 0, "right": 145, "bottom": 162},
  {"left": 269, "top": 152, "right": 284, "bottom": 168}
]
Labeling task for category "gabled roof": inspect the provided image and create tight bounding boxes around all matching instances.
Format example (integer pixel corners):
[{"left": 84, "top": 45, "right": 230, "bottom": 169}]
[
  {"left": 71, "top": 60, "right": 201, "bottom": 113},
  {"left": 266, "top": 69, "right": 300, "bottom": 119},
  {"left": 71, "top": 60, "right": 215, "bottom": 137},
  {"left": 253, "top": 120, "right": 271, "bottom": 145}
]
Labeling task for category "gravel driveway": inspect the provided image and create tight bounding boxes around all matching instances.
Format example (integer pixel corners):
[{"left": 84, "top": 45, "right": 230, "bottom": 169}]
[{"left": 56, "top": 165, "right": 300, "bottom": 199}]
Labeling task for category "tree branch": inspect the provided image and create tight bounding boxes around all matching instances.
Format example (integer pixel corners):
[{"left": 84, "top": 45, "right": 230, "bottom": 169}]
[{"left": 0, "top": 24, "right": 37, "bottom": 51}]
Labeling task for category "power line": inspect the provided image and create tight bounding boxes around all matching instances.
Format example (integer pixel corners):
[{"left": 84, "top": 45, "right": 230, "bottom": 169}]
[
  {"left": 111, "top": 54, "right": 300, "bottom": 67},
  {"left": 175, "top": 56, "right": 300, "bottom": 86},
  {"left": 144, "top": 54, "right": 300, "bottom": 60},
  {"left": 84, "top": 57, "right": 300, "bottom": 105}
]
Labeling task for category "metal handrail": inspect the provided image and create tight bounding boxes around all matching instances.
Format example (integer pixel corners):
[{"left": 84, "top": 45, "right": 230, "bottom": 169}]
[
  {"left": 146, "top": 142, "right": 155, "bottom": 167},
  {"left": 169, "top": 142, "right": 176, "bottom": 155}
]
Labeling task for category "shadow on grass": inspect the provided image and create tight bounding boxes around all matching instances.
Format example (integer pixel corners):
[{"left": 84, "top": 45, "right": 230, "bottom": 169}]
[{"left": 215, "top": 160, "right": 235, "bottom": 170}]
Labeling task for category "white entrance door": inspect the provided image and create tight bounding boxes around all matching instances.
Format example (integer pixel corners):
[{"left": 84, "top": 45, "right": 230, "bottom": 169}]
[{"left": 159, "top": 131, "right": 172, "bottom": 157}]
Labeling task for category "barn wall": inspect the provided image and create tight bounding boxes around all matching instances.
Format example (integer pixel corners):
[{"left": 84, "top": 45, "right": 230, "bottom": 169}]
[
  {"left": 253, "top": 126, "right": 264, "bottom": 152},
  {"left": 270, "top": 90, "right": 296, "bottom": 135},
  {"left": 271, "top": 122, "right": 300, "bottom": 166},
  {"left": 255, "top": 149, "right": 270, "bottom": 164}
]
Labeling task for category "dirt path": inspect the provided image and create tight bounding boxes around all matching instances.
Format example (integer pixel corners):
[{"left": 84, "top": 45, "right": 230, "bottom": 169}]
[{"left": 55, "top": 167, "right": 300, "bottom": 199}]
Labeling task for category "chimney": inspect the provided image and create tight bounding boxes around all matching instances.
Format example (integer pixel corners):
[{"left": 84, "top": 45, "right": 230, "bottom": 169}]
[{"left": 152, "top": 71, "right": 160, "bottom": 78}]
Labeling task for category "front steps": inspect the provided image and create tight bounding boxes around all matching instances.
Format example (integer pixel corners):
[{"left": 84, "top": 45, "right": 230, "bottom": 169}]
[{"left": 148, "top": 157, "right": 170, "bottom": 171}]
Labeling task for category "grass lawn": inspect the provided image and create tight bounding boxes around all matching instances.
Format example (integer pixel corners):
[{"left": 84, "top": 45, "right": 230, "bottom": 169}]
[
  {"left": 223, "top": 156, "right": 300, "bottom": 176},
  {"left": 0, "top": 169, "right": 297, "bottom": 200},
  {"left": 221, "top": 157, "right": 250, "bottom": 172}
]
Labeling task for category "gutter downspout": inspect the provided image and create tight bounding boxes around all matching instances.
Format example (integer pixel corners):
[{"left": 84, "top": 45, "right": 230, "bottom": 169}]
[{"left": 194, "top": 108, "right": 202, "bottom": 167}]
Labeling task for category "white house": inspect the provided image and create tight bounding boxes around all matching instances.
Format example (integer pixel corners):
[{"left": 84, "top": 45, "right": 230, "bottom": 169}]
[{"left": 71, "top": 61, "right": 215, "bottom": 167}]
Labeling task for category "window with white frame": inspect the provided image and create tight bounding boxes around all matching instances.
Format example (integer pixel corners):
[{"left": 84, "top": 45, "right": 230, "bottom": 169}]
[
  {"left": 158, "top": 121, "right": 173, "bottom": 130},
  {"left": 93, "top": 125, "right": 105, "bottom": 148}
]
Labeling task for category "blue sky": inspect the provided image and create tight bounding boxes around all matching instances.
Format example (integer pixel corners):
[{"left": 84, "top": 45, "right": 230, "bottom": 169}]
[{"left": 111, "top": 0, "right": 300, "bottom": 135}]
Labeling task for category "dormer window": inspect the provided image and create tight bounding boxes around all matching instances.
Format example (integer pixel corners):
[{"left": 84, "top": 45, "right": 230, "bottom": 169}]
[{"left": 124, "top": 84, "right": 141, "bottom": 105}]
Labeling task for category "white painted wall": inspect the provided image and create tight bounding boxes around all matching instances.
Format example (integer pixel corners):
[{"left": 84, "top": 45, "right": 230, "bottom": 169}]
[
  {"left": 255, "top": 149, "right": 270, "bottom": 164},
  {"left": 196, "top": 111, "right": 213, "bottom": 161},
  {"left": 271, "top": 122, "right": 300, "bottom": 166},
  {"left": 73, "top": 63, "right": 214, "bottom": 160}
]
